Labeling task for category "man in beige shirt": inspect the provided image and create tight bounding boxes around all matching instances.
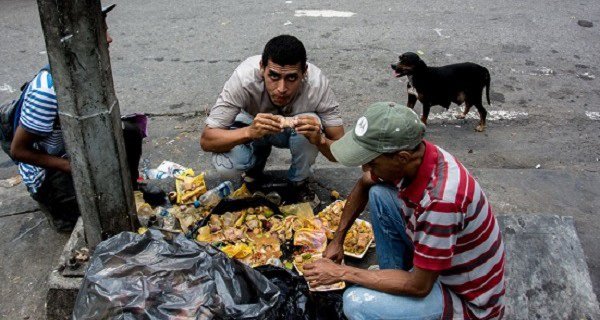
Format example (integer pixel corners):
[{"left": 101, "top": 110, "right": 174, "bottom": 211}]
[{"left": 201, "top": 35, "right": 344, "bottom": 201}]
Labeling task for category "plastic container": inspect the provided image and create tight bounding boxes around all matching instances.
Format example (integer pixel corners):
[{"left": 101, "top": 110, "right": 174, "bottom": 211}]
[
  {"left": 144, "top": 169, "right": 169, "bottom": 180},
  {"left": 199, "top": 181, "right": 234, "bottom": 207},
  {"left": 156, "top": 160, "right": 187, "bottom": 177}
]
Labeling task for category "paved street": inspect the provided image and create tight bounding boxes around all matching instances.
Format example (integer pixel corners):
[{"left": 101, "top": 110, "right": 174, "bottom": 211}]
[{"left": 0, "top": 0, "right": 599, "bottom": 318}]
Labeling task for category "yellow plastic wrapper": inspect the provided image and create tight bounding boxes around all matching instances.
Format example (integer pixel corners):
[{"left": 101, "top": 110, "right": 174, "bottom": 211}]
[
  {"left": 230, "top": 183, "right": 252, "bottom": 199},
  {"left": 196, "top": 226, "right": 212, "bottom": 243},
  {"left": 279, "top": 202, "right": 314, "bottom": 219},
  {"left": 221, "top": 243, "right": 253, "bottom": 259},
  {"left": 133, "top": 191, "right": 146, "bottom": 211},
  {"left": 175, "top": 169, "right": 207, "bottom": 204}
]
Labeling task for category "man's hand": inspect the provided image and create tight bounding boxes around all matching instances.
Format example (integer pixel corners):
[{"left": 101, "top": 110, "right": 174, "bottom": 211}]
[
  {"left": 303, "top": 258, "right": 345, "bottom": 287},
  {"left": 247, "top": 113, "right": 283, "bottom": 139},
  {"left": 322, "top": 239, "right": 345, "bottom": 264},
  {"left": 294, "top": 115, "right": 323, "bottom": 145}
]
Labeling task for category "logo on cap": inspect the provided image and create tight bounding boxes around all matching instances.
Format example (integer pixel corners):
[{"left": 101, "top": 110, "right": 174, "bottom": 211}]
[{"left": 355, "top": 117, "right": 368, "bottom": 136}]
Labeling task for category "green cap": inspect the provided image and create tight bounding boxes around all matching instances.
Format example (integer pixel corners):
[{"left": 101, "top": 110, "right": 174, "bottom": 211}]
[{"left": 331, "top": 102, "right": 425, "bottom": 167}]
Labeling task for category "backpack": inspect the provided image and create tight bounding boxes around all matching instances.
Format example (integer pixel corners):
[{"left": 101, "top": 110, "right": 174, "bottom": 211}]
[{"left": 0, "top": 65, "right": 50, "bottom": 161}]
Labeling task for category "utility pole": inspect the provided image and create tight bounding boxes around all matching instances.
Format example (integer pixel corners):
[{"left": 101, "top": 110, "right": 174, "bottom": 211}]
[{"left": 36, "top": 0, "right": 136, "bottom": 247}]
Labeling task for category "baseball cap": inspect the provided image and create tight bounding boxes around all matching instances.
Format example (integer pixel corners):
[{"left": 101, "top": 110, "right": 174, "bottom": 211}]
[
  {"left": 331, "top": 102, "right": 426, "bottom": 167},
  {"left": 102, "top": 4, "right": 116, "bottom": 16}
]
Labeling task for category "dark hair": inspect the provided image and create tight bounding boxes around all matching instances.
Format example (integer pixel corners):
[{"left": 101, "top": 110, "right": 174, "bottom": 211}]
[
  {"left": 261, "top": 35, "right": 307, "bottom": 71},
  {"left": 383, "top": 142, "right": 422, "bottom": 157}
]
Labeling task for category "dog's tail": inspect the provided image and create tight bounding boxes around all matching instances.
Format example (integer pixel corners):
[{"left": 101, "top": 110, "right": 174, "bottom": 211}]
[{"left": 485, "top": 68, "right": 491, "bottom": 105}]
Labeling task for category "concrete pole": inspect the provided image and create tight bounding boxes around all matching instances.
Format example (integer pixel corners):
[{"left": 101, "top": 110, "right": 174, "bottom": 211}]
[{"left": 36, "top": 0, "right": 137, "bottom": 247}]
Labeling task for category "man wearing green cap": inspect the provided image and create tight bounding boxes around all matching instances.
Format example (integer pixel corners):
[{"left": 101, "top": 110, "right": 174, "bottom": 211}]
[{"left": 303, "top": 102, "right": 506, "bottom": 319}]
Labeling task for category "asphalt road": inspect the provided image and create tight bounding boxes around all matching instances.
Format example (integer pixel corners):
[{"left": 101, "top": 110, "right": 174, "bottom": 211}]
[
  {"left": 1, "top": 0, "right": 599, "bottom": 173},
  {"left": 0, "top": 0, "right": 599, "bottom": 317}
]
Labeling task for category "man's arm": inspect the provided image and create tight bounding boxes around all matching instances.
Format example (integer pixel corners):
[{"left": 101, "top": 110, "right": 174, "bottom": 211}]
[
  {"left": 315, "top": 125, "right": 344, "bottom": 161},
  {"left": 10, "top": 126, "right": 70, "bottom": 172},
  {"left": 200, "top": 113, "right": 284, "bottom": 153},
  {"left": 322, "top": 170, "right": 374, "bottom": 262},
  {"left": 294, "top": 116, "right": 344, "bottom": 162},
  {"left": 304, "top": 260, "right": 439, "bottom": 298}
]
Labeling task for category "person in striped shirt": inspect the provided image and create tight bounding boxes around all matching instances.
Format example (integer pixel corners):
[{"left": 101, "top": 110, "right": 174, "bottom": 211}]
[
  {"left": 10, "top": 4, "right": 144, "bottom": 232},
  {"left": 303, "top": 102, "right": 506, "bottom": 320}
]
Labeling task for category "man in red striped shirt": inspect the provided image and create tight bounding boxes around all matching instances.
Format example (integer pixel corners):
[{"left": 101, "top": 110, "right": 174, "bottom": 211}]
[{"left": 303, "top": 102, "right": 505, "bottom": 319}]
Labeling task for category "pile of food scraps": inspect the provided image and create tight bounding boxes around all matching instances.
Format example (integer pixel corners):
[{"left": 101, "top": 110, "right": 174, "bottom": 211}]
[
  {"left": 192, "top": 198, "right": 374, "bottom": 272},
  {"left": 134, "top": 173, "right": 375, "bottom": 290}
]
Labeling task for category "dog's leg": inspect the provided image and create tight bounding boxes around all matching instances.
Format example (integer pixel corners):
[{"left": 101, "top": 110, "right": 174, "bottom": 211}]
[
  {"left": 421, "top": 103, "right": 431, "bottom": 125},
  {"left": 474, "top": 103, "right": 488, "bottom": 132},
  {"left": 407, "top": 93, "right": 417, "bottom": 109},
  {"left": 456, "top": 103, "right": 472, "bottom": 119}
]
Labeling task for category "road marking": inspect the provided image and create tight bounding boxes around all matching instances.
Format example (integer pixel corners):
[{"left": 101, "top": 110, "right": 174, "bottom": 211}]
[
  {"left": 586, "top": 111, "right": 600, "bottom": 120},
  {"left": 427, "top": 110, "right": 529, "bottom": 121},
  {"left": 294, "top": 10, "right": 355, "bottom": 17},
  {"left": 0, "top": 84, "right": 16, "bottom": 93}
]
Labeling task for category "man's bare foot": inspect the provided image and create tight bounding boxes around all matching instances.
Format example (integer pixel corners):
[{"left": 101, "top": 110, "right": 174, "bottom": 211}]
[{"left": 475, "top": 123, "right": 486, "bottom": 132}]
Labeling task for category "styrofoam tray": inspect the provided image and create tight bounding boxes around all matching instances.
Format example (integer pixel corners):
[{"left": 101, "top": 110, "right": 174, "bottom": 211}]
[
  {"left": 343, "top": 219, "right": 374, "bottom": 259},
  {"left": 293, "top": 253, "right": 346, "bottom": 291}
]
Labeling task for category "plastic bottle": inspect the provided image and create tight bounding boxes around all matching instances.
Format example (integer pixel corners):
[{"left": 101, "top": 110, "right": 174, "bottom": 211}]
[
  {"left": 199, "top": 181, "right": 234, "bottom": 207},
  {"left": 144, "top": 169, "right": 169, "bottom": 180}
]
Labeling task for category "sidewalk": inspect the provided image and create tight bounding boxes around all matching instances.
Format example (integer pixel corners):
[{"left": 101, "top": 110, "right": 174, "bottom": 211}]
[{"left": 1, "top": 164, "right": 599, "bottom": 319}]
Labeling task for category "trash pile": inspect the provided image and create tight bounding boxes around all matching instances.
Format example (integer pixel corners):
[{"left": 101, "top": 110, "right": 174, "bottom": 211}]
[{"left": 135, "top": 160, "right": 375, "bottom": 291}]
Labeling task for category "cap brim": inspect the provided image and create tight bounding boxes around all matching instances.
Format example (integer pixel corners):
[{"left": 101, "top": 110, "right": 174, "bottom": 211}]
[{"left": 331, "top": 132, "right": 381, "bottom": 167}]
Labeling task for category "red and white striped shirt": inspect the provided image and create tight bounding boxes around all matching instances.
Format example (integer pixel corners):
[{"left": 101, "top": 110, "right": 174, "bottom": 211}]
[{"left": 397, "top": 140, "right": 505, "bottom": 319}]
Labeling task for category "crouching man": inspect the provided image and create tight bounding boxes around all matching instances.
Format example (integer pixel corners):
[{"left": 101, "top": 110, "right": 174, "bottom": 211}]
[
  {"left": 200, "top": 35, "right": 344, "bottom": 203},
  {"left": 303, "top": 102, "right": 506, "bottom": 319},
  {"left": 10, "top": 5, "right": 144, "bottom": 232}
]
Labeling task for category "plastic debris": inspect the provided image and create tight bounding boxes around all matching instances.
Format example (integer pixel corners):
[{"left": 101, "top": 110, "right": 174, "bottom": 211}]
[
  {"left": 198, "top": 181, "right": 234, "bottom": 208},
  {"left": 231, "top": 183, "right": 252, "bottom": 199},
  {"left": 143, "top": 161, "right": 187, "bottom": 180},
  {"left": 73, "top": 231, "right": 280, "bottom": 319},
  {"left": 156, "top": 160, "right": 187, "bottom": 176},
  {"left": 175, "top": 169, "right": 207, "bottom": 204}
]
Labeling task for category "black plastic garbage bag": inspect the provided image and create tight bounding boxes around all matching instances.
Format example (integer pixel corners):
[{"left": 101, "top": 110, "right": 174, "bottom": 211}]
[
  {"left": 73, "top": 230, "right": 280, "bottom": 319},
  {"left": 255, "top": 265, "right": 347, "bottom": 320}
]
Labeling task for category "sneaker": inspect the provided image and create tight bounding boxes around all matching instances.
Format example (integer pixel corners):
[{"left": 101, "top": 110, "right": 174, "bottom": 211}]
[{"left": 243, "top": 173, "right": 264, "bottom": 193}]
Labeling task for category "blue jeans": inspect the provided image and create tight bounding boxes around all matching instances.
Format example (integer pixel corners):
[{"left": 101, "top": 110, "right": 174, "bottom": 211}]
[
  {"left": 343, "top": 184, "right": 444, "bottom": 320},
  {"left": 211, "top": 112, "right": 320, "bottom": 183}
]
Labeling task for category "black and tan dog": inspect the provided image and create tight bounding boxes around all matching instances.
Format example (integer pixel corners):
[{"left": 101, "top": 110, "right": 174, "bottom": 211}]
[{"left": 391, "top": 52, "right": 491, "bottom": 132}]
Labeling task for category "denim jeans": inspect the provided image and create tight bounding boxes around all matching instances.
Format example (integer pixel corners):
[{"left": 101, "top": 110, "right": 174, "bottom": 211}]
[
  {"left": 342, "top": 184, "right": 444, "bottom": 320},
  {"left": 211, "top": 112, "right": 320, "bottom": 183}
]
